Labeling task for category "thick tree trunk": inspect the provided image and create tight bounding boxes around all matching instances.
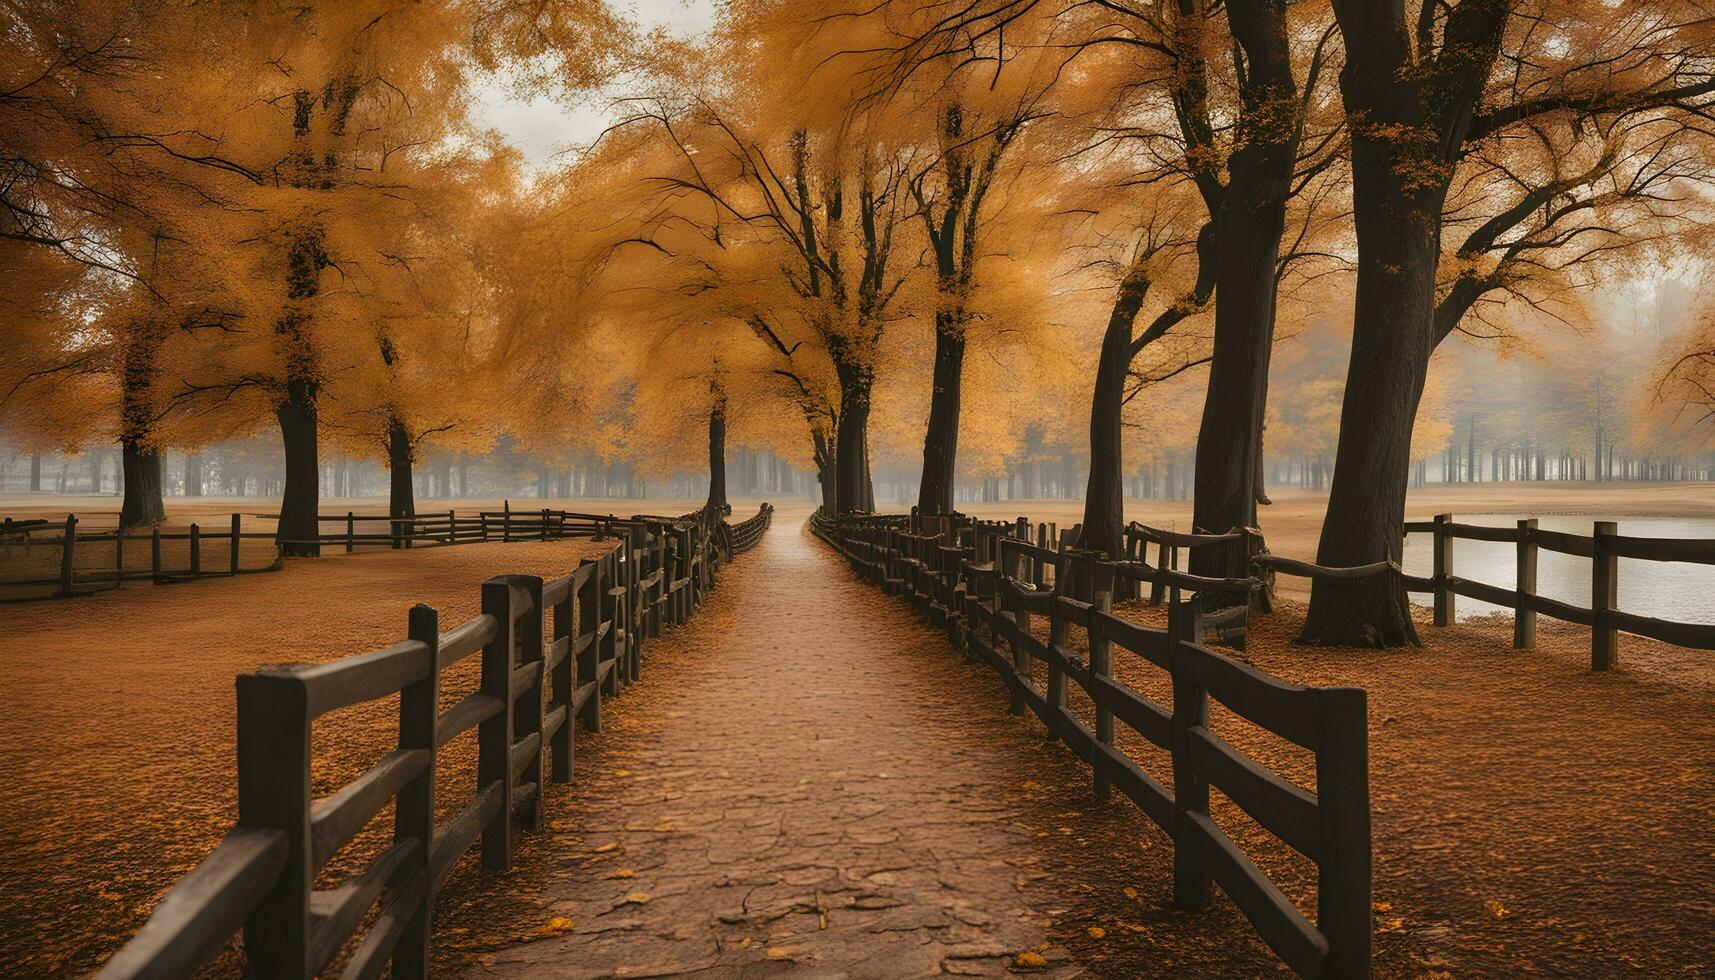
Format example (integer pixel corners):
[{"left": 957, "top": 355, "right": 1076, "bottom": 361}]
[
  {"left": 1298, "top": 191, "right": 1439, "bottom": 645},
  {"left": 706, "top": 402, "right": 728, "bottom": 514},
  {"left": 916, "top": 317, "right": 965, "bottom": 516},
  {"left": 387, "top": 414, "right": 414, "bottom": 549},
  {"left": 275, "top": 378, "right": 321, "bottom": 557},
  {"left": 834, "top": 363, "right": 874, "bottom": 515},
  {"left": 120, "top": 442, "right": 165, "bottom": 527}
]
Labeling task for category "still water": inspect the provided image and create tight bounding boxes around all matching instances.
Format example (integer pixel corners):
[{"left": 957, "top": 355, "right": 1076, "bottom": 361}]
[{"left": 1401, "top": 515, "right": 1715, "bottom": 625}]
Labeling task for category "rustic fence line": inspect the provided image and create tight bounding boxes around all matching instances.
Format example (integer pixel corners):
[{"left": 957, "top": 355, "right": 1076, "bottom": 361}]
[
  {"left": 96, "top": 503, "right": 772, "bottom": 979},
  {"left": 1130, "top": 512, "right": 1715, "bottom": 669},
  {"left": 809, "top": 510, "right": 1371, "bottom": 979},
  {"left": 1, "top": 502, "right": 736, "bottom": 599},
  {"left": 1400, "top": 514, "right": 1715, "bottom": 668}
]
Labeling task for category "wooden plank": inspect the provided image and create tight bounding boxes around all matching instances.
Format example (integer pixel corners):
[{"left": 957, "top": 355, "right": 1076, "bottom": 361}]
[
  {"left": 309, "top": 749, "right": 431, "bottom": 870},
  {"left": 1173, "top": 642, "right": 1320, "bottom": 749},
  {"left": 1090, "top": 739, "right": 1174, "bottom": 831},
  {"left": 435, "top": 693, "right": 504, "bottom": 748},
  {"left": 1522, "top": 592, "right": 1596, "bottom": 627},
  {"left": 1447, "top": 576, "right": 1517, "bottom": 609},
  {"left": 429, "top": 782, "right": 503, "bottom": 891},
  {"left": 1606, "top": 534, "right": 1715, "bottom": 564},
  {"left": 1089, "top": 674, "right": 1171, "bottom": 750},
  {"left": 336, "top": 870, "right": 427, "bottom": 980},
  {"left": 265, "top": 639, "right": 431, "bottom": 719},
  {"left": 1186, "top": 727, "right": 1319, "bottom": 860},
  {"left": 1605, "top": 609, "right": 1715, "bottom": 650},
  {"left": 93, "top": 829, "right": 288, "bottom": 980},
  {"left": 1531, "top": 528, "right": 1593, "bottom": 557},
  {"left": 435, "top": 617, "right": 497, "bottom": 672},
  {"left": 1444, "top": 522, "right": 1519, "bottom": 542},
  {"left": 306, "top": 838, "right": 419, "bottom": 976},
  {"left": 1179, "top": 811, "right": 1328, "bottom": 979}
]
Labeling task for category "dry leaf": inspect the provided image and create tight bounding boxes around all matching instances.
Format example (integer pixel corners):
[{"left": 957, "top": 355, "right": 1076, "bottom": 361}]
[
  {"left": 1087, "top": 926, "right": 1106, "bottom": 939},
  {"left": 1014, "top": 951, "right": 1048, "bottom": 968}
]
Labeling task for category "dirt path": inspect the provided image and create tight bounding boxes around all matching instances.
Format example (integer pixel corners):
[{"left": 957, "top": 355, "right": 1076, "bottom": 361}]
[{"left": 457, "top": 507, "right": 1094, "bottom": 978}]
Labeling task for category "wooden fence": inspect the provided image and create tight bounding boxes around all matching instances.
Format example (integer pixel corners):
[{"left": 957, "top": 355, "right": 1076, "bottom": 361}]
[
  {"left": 810, "top": 510, "right": 1371, "bottom": 979},
  {"left": 96, "top": 503, "right": 772, "bottom": 979},
  {"left": 1129, "top": 512, "right": 1715, "bottom": 670},
  {"left": 1, "top": 501, "right": 759, "bottom": 600},
  {"left": 1400, "top": 514, "right": 1715, "bottom": 669}
]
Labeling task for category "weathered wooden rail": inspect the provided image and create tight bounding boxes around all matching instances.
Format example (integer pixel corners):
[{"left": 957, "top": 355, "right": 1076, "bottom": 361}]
[
  {"left": 810, "top": 510, "right": 1371, "bottom": 979},
  {"left": 1401, "top": 514, "right": 1715, "bottom": 669},
  {"left": 96, "top": 503, "right": 771, "bottom": 979},
  {"left": 1, "top": 502, "right": 757, "bottom": 600}
]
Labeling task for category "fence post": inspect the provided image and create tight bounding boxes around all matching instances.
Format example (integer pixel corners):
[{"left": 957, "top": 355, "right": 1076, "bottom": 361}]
[
  {"left": 151, "top": 525, "right": 161, "bottom": 582},
  {"left": 626, "top": 532, "right": 643, "bottom": 680},
  {"left": 540, "top": 507, "right": 549, "bottom": 542},
  {"left": 1045, "top": 544, "right": 1072, "bottom": 729},
  {"left": 1592, "top": 520, "right": 1619, "bottom": 670},
  {"left": 230, "top": 514, "right": 242, "bottom": 575},
  {"left": 478, "top": 577, "right": 516, "bottom": 870},
  {"left": 1432, "top": 513, "right": 1454, "bottom": 626},
  {"left": 550, "top": 574, "right": 575, "bottom": 782},
  {"left": 577, "top": 557, "right": 602, "bottom": 732},
  {"left": 1167, "top": 599, "right": 1211, "bottom": 909},
  {"left": 599, "top": 553, "right": 619, "bottom": 697},
  {"left": 1315, "top": 686, "right": 1372, "bottom": 979},
  {"left": 1091, "top": 562, "right": 1115, "bottom": 803},
  {"left": 1149, "top": 539, "right": 1169, "bottom": 606},
  {"left": 346, "top": 512, "right": 354, "bottom": 553},
  {"left": 503, "top": 500, "right": 512, "bottom": 542},
  {"left": 394, "top": 604, "right": 439, "bottom": 980},
  {"left": 58, "top": 514, "right": 76, "bottom": 595},
  {"left": 189, "top": 523, "right": 201, "bottom": 577},
  {"left": 114, "top": 523, "right": 124, "bottom": 587},
  {"left": 1514, "top": 519, "right": 1537, "bottom": 649},
  {"left": 235, "top": 671, "right": 311, "bottom": 977},
  {"left": 1005, "top": 542, "right": 1031, "bottom": 717},
  {"left": 512, "top": 576, "right": 545, "bottom": 833}
]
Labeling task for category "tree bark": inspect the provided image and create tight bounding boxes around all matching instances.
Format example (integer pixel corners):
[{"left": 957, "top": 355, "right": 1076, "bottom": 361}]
[
  {"left": 185, "top": 453, "right": 204, "bottom": 496},
  {"left": 120, "top": 442, "right": 165, "bottom": 527},
  {"left": 1190, "top": 0, "right": 1297, "bottom": 585},
  {"left": 1080, "top": 266, "right": 1154, "bottom": 558},
  {"left": 916, "top": 317, "right": 965, "bottom": 515},
  {"left": 834, "top": 360, "right": 874, "bottom": 514},
  {"left": 29, "top": 453, "right": 42, "bottom": 492},
  {"left": 387, "top": 414, "right": 414, "bottom": 549},
  {"left": 276, "top": 376, "right": 321, "bottom": 556},
  {"left": 706, "top": 400, "right": 728, "bottom": 514}
]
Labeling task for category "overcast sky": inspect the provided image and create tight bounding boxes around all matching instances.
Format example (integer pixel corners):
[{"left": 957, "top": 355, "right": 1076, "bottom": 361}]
[{"left": 471, "top": 0, "right": 718, "bottom": 167}]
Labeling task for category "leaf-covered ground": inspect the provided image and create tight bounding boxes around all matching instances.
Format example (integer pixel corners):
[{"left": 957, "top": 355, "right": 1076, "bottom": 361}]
[{"left": 0, "top": 527, "right": 613, "bottom": 976}]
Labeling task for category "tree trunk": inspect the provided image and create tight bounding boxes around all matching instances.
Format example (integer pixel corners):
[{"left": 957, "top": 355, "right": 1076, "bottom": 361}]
[
  {"left": 387, "top": 414, "right": 414, "bottom": 549},
  {"left": 706, "top": 401, "right": 728, "bottom": 514},
  {"left": 834, "top": 362, "right": 874, "bottom": 515},
  {"left": 916, "top": 318, "right": 965, "bottom": 516},
  {"left": 276, "top": 377, "right": 321, "bottom": 557},
  {"left": 1081, "top": 266, "right": 1154, "bottom": 558},
  {"left": 186, "top": 454, "right": 204, "bottom": 496},
  {"left": 1298, "top": 188, "right": 1439, "bottom": 646},
  {"left": 29, "top": 453, "right": 42, "bottom": 492},
  {"left": 120, "top": 442, "right": 165, "bottom": 526}
]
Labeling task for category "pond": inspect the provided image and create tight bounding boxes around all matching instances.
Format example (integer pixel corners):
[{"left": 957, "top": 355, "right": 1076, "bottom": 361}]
[{"left": 1401, "top": 515, "right": 1715, "bottom": 625}]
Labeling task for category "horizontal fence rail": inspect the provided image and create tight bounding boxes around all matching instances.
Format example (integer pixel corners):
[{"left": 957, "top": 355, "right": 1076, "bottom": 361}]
[
  {"left": 810, "top": 509, "right": 1371, "bottom": 979},
  {"left": 1399, "top": 513, "right": 1715, "bottom": 669},
  {"left": 96, "top": 504, "right": 772, "bottom": 979}
]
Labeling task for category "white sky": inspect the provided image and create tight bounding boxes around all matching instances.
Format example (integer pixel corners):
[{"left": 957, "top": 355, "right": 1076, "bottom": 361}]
[{"left": 471, "top": 0, "right": 719, "bottom": 167}]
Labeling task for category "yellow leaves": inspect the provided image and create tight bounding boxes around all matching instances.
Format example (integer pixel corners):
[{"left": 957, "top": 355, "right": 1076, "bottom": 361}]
[
  {"left": 1014, "top": 950, "right": 1048, "bottom": 969},
  {"left": 621, "top": 891, "right": 651, "bottom": 905},
  {"left": 614, "top": 768, "right": 631, "bottom": 777},
  {"left": 593, "top": 842, "right": 619, "bottom": 854},
  {"left": 765, "top": 947, "right": 796, "bottom": 960},
  {"left": 1086, "top": 926, "right": 1106, "bottom": 939},
  {"left": 1122, "top": 887, "right": 1138, "bottom": 899},
  {"left": 537, "top": 916, "right": 575, "bottom": 938},
  {"left": 1485, "top": 899, "right": 1509, "bottom": 919},
  {"left": 606, "top": 868, "right": 636, "bottom": 879}
]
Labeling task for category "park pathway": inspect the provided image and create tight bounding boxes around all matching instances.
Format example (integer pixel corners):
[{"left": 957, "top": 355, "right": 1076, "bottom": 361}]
[{"left": 462, "top": 505, "right": 1093, "bottom": 978}]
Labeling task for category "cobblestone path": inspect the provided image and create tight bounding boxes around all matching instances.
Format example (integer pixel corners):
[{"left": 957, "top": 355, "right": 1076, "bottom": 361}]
[{"left": 464, "top": 508, "right": 1093, "bottom": 978}]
